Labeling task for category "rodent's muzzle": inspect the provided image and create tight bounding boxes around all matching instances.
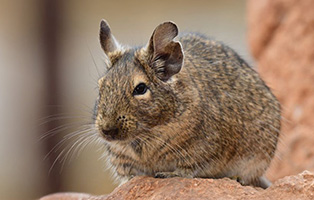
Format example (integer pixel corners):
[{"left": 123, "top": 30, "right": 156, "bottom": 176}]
[{"left": 100, "top": 128, "right": 119, "bottom": 141}]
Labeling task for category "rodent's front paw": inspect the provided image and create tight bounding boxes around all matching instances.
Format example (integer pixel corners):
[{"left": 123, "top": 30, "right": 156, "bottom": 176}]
[
  {"left": 155, "top": 171, "right": 179, "bottom": 178},
  {"left": 229, "top": 175, "right": 242, "bottom": 183},
  {"left": 128, "top": 175, "right": 135, "bottom": 180}
]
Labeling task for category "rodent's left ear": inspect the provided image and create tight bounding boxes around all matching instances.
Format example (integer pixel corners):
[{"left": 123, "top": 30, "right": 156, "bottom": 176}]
[{"left": 147, "top": 22, "right": 184, "bottom": 81}]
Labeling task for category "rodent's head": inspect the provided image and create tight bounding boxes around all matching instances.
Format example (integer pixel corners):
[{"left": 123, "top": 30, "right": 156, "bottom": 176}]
[{"left": 95, "top": 20, "right": 184, "bottom": 142}]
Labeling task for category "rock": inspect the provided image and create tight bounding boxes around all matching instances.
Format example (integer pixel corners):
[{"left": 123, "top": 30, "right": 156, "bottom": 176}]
[
  {"left": 247, "top": 0, "right": 314, "bottom": 180},
  {"left": 40, "top": 192, "right": 107, "bottom": 200},
  {"left": 41, "top": 171, "right": 314, "bottom": 200}
]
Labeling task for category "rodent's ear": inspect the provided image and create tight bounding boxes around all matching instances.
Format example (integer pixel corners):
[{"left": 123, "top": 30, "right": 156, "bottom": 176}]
[
  {"left": 147, "top": 22, "right": 184, "bottom": 81},
  {"left": 99, "top": 20, "right": 120, "bottom": 55}
]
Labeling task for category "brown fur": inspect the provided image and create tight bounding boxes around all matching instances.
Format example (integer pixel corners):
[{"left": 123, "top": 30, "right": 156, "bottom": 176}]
[{"left": 94, "top": 21, "right": 281, "bottom": 188}]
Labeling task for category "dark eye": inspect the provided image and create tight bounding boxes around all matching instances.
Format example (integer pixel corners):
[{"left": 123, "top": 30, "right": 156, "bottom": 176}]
[{"left": 133, "top": 83, "right": 148, "bottom": 95}]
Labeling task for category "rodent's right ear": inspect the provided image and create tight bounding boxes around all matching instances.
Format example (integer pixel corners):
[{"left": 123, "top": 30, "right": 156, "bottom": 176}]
[
  {"left": 146, "top": 22, "right": 184, "bottom": 82},
  {"left": 99, "top": 20, "right": 120, "bottom": 55}
]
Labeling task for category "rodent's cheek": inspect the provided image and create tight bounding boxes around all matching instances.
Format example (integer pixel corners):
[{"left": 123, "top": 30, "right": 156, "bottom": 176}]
[
  {"left": 134, "top": 89, "right": 151, "bottom": 100},
  {"left": 97, "top": 77, "right": 105, "bottom": 86},
  {"left": 125, "top": 120, "right": 138, "bottom": 133},
  {"left": 94, "top": 116, "right": 102, "bottom": 135}
]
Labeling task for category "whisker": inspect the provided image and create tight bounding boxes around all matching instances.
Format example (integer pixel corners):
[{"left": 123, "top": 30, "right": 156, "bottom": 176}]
[
  {"left": 49, "top": 147, "right": 66, "bottom": 175},
  {"left": 75, "top": 132, "right": 98, "bottom": 158},
  {"left": 38, "top": 112, "right": 91, "bottom": 123},
  {"left": 44, "top": 125, "right": 93, "bottom": 161},
  {"left": 39, "top": 121, "right": 92, "bottom": 142},
  {"left": 60, "top": 133, "right": 96, "bottom": 172}
]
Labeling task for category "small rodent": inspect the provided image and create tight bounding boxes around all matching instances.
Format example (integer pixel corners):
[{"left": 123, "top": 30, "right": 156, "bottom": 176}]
[{"left": 94, "top": 20, "right": 281, "bottom": 189}]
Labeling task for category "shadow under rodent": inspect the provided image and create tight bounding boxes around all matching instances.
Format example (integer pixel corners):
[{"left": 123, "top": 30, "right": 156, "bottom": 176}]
[{"left": 94, "top": 20, "right": 281, "bottom": 189}]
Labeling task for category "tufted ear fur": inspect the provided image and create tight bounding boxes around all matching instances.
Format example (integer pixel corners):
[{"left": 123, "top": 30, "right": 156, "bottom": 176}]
[
  {"left": 99, "top": 19, "right": 120, "bottom": 55},
  {"left": 147, "top": 22, "right": 184, "bottom": 81}
]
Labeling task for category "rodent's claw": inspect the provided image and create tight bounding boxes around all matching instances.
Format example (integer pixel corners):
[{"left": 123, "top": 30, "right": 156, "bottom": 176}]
[
  {"left": 230, "top": 175, "right": 242, "bottom": 182},
  {"left": 154, "top": 171, "right": 179, "bottom": 178}
]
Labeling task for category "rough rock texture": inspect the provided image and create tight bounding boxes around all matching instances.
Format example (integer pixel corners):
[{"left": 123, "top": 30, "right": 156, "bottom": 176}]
[
  {"left": 247, "top": 0, "right": 314, "bottom": 181},
  {"left": 41, "top": 171, "right": 314, "bottom": 200}
]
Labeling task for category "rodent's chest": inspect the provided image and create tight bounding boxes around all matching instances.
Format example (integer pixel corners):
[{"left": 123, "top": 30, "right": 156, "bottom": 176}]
[
  {"left": 106, "top": 117, "right": 203, "bottom": 175},
  {"left": 107, "top": 142, "right": 178, "bottom": 174}
]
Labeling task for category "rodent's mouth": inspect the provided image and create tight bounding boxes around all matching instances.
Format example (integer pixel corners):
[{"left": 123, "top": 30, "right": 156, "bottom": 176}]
[{"left": 99, "top": 128, "right": 127, "bottom": 141}]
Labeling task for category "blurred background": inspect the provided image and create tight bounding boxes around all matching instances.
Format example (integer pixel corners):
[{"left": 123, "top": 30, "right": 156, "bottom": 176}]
[{"left": 0, "top": 0, "right": 253, "bottom": 199}]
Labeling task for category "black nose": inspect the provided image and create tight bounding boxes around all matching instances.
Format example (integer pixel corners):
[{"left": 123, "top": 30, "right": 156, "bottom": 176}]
[{"left": 100, "top": 128, "right": 119, "bottom": 140}]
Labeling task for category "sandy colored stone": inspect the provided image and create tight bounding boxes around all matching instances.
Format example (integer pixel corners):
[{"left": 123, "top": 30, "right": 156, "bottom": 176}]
[
  {"left": 247, "top": 0, "right": 314, "bottom": 181},
  {"left": 41, "top": 171, "right": 314, "bottom": 200}
]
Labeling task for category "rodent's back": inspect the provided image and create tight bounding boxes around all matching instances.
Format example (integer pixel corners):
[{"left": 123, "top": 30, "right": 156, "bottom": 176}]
[{"left": 178, "top": 33, "right": 281, "bottom": 178}]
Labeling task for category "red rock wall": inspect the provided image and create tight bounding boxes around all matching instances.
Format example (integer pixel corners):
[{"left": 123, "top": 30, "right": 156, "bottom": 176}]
[{"left": 247, "top": 0, "right": 314, "bottom": 180}]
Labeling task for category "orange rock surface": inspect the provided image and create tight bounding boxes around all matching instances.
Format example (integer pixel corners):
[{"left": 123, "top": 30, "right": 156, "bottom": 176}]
[{"left": 41, "top": 171, "right": 314, "bottom": 200}]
